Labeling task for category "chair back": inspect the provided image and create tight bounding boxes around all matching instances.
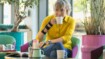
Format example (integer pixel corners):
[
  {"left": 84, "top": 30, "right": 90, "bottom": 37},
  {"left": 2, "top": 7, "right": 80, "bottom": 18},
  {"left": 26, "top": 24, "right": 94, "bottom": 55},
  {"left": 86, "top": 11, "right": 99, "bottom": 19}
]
[
  {"left": 0, "top": 35, "right": 16, "bottom": 45},
  {"left": 71, "top": 36, "right": 80, "bottom": 58},
  {"left": 0, "top": 35, "right": 16, "bottom": 59},
  {"left": 71, "top": 36, "right": 80, "bottom": 48}
]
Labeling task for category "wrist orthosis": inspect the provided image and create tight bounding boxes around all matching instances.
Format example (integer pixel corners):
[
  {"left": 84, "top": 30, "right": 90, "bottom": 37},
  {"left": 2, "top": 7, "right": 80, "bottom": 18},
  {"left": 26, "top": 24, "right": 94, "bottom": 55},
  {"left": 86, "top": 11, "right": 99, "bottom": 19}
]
[{"left": 41, "top": 21, "right": 53, "bottom": 34}]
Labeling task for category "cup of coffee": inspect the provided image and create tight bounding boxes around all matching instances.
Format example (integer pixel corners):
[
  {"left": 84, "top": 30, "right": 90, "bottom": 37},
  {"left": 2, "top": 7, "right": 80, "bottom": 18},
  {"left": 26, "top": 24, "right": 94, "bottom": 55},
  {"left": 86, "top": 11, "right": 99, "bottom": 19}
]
[
  {"left": 57, "top": 50, "right": 67, "bottom": 59},
  {"left": 31, "top": 48, "right": 44, "bottom": 57},
  {"left": 33, "top": 40, "right": 39, "bottom": 49},
  {"left": 56, "top": 16, "right": 64, "bottom": 24},
  {"left": 6, "top": 44, "right": 14, "bottom": 50}
]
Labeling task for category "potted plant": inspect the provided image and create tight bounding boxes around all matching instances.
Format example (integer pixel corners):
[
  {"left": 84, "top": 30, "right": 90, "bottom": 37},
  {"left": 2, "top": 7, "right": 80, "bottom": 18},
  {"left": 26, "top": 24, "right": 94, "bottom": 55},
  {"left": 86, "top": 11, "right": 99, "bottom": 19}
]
[
  {"left": 82, "top": 0, "right": 105, "bottom": 59},
  {"left": 0, "top": 0, "right": 40, "bottom": 51}
]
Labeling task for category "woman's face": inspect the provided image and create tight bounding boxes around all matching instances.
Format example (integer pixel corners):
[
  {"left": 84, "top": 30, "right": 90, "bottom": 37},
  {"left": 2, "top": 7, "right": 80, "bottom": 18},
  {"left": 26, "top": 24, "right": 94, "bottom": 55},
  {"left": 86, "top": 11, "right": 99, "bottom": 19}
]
[{"left": 54, "top": 6, "right": 67, "bottom": 17}]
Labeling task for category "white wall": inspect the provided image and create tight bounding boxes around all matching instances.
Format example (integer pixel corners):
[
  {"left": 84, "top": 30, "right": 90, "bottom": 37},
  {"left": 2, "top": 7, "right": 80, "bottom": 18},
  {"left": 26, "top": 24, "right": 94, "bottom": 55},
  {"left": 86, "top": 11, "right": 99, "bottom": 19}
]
[
  {"left": 39, "top": 0, "right": 48, "bottom": 27},
  {"left": 24, "top": 0, "right": 48, "bottom": 41},
  {"left": 31, "top": 5, "right": 38, "bottom": 39},
  {"left": 24, "top": 5, "right": 38, "bottom": 41}
]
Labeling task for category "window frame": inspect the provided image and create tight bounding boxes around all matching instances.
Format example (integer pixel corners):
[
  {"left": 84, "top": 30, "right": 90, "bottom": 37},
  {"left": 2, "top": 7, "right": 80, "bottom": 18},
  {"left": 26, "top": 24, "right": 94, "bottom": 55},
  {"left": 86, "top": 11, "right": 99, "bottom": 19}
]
[{"left": 0, "top": 3, "right": 3, "bottom": 24}]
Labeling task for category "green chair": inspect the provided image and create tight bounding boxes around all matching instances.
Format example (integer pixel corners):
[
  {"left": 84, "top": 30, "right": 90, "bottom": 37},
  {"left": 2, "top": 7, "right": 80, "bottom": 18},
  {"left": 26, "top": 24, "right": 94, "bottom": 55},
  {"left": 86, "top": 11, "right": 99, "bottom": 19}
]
[
  {"left": 98, "top": 46, "right": 105, "bottom": 59},
  {"left": 0, "top": 35, "right": 16, "bottom": 59},
  {"left": 0, "top": 35, "right": 16, "bottom": 45},
  {"left": 71, "top": 36, "right": 80, "bottom": 58},
  {"left": 21, "top": 36, "right": 80, "bottom": 58}
]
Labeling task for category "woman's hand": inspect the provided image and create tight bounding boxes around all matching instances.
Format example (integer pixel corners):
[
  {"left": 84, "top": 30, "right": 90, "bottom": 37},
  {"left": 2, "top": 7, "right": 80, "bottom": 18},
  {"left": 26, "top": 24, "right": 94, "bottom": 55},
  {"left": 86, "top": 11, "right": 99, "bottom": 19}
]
[
  {"left": 45, "top": 41, "right": 50, "bottom": 45},
  {"left": 39, "top": 42, "right": 45, "bottom": 48},
  {"left": 50, "top": 18, "right": 56, "bottom": 25},
  {"left": 39, "top": 41, "right": 52, "bottom": 48}
]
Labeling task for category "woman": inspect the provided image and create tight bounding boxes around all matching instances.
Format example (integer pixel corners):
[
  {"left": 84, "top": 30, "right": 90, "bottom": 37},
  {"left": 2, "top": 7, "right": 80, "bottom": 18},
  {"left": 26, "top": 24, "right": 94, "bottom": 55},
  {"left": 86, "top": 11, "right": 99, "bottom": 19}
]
[{"left": 35, "top": 0, "right": 76, "bottom": 58}]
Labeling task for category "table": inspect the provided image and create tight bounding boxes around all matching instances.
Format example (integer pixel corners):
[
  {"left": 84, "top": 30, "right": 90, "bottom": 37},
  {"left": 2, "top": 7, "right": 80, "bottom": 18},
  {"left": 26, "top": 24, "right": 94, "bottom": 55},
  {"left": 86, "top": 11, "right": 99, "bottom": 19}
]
[
  {"left": 5, "top": 56, "right": 75, "bottom": 59},
  {"left": 0, "top": 50, "right": 16, "bottom": 59},
  {"left": 5, "top": 52, "right": 75, "bottom": 59}
]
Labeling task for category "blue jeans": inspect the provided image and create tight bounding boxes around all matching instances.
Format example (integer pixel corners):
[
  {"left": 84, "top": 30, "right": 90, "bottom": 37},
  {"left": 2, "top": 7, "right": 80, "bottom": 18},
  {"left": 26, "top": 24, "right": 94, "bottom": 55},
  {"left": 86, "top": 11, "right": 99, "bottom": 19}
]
[{"left": 41, "top": 42, "right": 72, "bottom": 58}]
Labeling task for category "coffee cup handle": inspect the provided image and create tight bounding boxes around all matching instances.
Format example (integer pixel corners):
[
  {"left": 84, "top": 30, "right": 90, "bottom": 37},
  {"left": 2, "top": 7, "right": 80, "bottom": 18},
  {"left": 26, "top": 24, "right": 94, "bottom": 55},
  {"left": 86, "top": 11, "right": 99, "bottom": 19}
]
[{"left": 41, "top": 50, "right": 44, "bottom": 55}]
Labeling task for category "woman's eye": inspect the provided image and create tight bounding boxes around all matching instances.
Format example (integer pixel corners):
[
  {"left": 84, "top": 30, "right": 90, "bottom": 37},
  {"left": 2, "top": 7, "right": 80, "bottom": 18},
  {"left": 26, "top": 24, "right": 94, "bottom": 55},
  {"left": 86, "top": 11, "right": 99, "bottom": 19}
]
[
  {"left": 55, "top": 9, "right": 58, "bottom": 11},
  {"left": 61, "top": 9, "right": 64, "bottom": 12}
]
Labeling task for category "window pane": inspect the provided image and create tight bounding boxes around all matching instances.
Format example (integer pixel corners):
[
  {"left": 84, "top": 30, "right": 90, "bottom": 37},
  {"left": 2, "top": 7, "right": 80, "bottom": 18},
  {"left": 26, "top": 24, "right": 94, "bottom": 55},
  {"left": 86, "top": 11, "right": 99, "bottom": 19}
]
[
  {"left": 48, "top": 0, "right": 57, "bottom": 15},
  {"left": 3, "top": 1, "right": 25, "bottom": 25},
  {"left": 3, "top": 3, "right": 11, "bottom": 24},
  {"left": 73, "top": 0, "right": 90, "bottom": 31}
]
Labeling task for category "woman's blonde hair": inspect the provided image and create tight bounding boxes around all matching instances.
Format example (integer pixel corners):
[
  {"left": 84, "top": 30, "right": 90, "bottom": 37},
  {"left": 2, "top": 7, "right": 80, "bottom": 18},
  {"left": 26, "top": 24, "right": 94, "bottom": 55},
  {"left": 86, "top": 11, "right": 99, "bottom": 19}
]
[{"left": 54, "top": 0, "right": 71, "bottom": 15}]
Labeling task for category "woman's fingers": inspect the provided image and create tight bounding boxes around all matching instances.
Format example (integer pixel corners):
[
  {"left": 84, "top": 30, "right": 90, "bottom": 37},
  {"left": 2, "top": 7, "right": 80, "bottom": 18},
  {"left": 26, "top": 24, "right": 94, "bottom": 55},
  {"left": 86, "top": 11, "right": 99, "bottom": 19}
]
[
  {"left": 39, "top": 42, "right": 45, "bottom": 48},
  {"left": 50, "top": 18, "right": 56, "bottom": 25}
]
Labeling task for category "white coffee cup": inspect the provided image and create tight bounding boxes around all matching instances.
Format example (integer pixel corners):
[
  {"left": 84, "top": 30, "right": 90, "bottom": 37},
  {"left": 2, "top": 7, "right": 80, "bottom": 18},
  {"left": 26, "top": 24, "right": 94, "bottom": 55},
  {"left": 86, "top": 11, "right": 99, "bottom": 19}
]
[
  {"left": 57, "top": 50, "right": 67, "bottom": 58},
  {"left": 56, "top": 16, "right": 64, "bottom": 24},
  {"left": 32, "top": 49, "right": 44, "bottom": 57},
  {"left": 6, "top": 44, "right": 14, "bottom": 50}
]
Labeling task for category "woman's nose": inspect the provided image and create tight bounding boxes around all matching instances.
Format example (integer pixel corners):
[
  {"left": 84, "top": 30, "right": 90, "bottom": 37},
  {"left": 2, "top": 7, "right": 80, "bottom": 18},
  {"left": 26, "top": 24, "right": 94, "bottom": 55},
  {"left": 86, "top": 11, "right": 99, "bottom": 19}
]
[{"left": 56, "top": 11, "right": 62, "bottom": 16}]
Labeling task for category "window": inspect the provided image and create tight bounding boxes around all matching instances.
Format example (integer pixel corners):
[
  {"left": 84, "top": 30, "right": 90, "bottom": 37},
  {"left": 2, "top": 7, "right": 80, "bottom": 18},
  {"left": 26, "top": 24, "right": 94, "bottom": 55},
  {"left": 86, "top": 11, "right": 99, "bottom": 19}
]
[
  {"left": 3, "top": 3, "right": 11, "bottom": 24},
  {"left": 48, "top": 0, "right": 57, "bottom": 15},
  {"left": 3, "top": 1, "right": 25, "bottom": 25},
  {"left": 73, "top": 0, "right": 90, "bottom": 31}
]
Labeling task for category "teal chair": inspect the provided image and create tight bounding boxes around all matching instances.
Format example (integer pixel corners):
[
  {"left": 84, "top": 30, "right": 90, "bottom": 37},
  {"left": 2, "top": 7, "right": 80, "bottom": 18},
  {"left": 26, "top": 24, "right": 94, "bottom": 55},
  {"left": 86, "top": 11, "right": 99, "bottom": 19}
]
[{"left": 0, "top": 35, "right": 16, "bottom": 59}]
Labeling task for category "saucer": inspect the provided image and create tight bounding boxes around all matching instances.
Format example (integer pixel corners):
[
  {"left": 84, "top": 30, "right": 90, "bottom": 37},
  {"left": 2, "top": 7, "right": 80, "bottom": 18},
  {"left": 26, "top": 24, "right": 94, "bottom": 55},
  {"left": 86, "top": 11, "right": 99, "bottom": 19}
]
[
  {"left": 41, "top": 54, "right": 45, "bottom": 57},
  {"left": 31, "top": 54, "right": 45, "bottom": 57}
]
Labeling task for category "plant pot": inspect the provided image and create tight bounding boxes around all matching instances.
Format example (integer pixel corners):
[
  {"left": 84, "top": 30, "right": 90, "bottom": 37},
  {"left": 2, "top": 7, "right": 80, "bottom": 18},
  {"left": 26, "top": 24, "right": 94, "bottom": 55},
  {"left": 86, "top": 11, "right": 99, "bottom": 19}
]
[
  {"left": 81, "top": 35, "right": 105, "bottom": 59},
  {"left": 0, "top": 32, "right": 24, "bottom": 51},
  {"left": 82, "top": 35, "right": 105, "bottom": 47}
]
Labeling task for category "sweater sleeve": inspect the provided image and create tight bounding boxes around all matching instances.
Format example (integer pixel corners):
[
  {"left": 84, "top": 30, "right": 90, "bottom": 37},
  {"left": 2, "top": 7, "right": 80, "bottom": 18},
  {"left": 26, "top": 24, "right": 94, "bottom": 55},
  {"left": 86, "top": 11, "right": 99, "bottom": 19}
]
[{"left": 61, "top": 19, "right": 76, "bottom": 43}]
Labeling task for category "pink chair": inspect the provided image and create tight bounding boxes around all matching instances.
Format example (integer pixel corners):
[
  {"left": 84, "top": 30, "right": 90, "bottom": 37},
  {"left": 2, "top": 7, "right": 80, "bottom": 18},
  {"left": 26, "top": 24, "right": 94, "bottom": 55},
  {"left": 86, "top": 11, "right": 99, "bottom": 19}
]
[{"left": 21, "top": 40, "right": 33, "bottom": 52}]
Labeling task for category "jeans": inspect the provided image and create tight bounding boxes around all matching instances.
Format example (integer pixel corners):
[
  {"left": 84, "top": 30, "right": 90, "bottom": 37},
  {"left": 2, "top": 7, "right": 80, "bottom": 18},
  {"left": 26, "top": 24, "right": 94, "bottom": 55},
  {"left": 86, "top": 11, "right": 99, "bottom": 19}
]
[{"left": 41, "top": 42, "right": 72, "bottom": 58}]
